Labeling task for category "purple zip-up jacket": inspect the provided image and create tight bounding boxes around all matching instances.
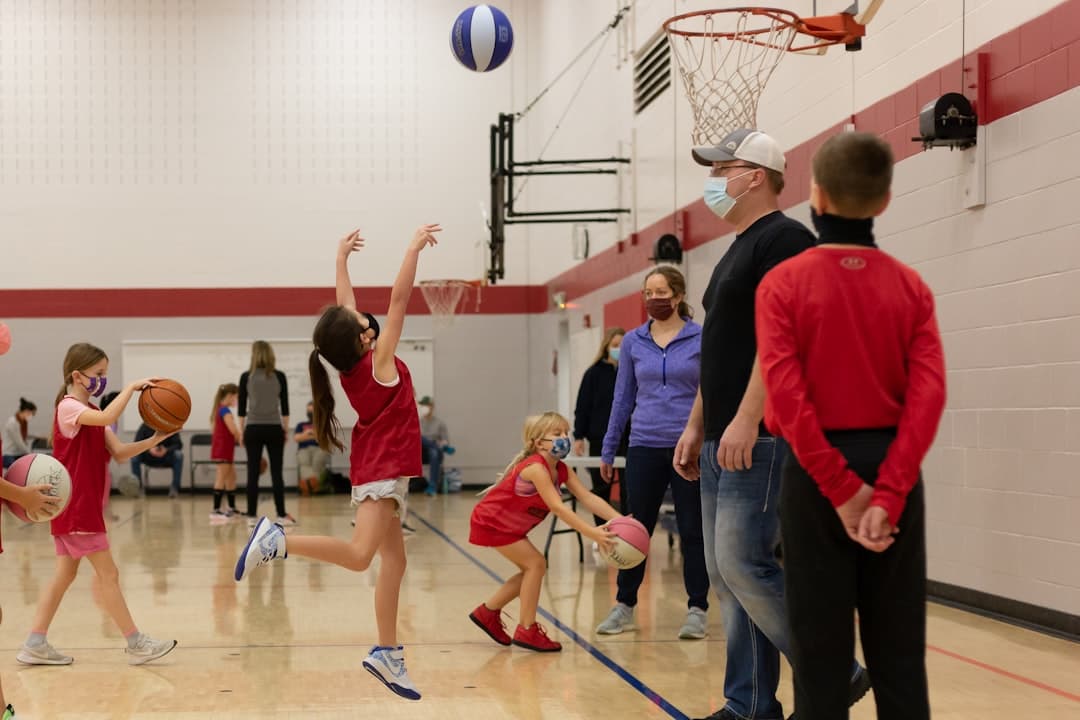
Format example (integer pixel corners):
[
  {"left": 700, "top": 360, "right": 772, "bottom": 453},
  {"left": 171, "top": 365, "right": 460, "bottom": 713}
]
[{"left": 601, "top": 319, "right": 702, "bottom": 463}]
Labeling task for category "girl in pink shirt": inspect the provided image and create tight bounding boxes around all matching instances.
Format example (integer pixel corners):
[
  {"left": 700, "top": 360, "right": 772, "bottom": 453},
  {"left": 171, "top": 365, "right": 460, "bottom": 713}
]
[{"left": 17, "top": 343, "right": 179, "bottom": 667}]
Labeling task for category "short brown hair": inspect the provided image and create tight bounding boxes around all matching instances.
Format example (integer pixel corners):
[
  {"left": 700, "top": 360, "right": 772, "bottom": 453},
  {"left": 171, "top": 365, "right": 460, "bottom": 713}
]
[{"left": 812, "top": 132, "right": 893, "bottom": 217}]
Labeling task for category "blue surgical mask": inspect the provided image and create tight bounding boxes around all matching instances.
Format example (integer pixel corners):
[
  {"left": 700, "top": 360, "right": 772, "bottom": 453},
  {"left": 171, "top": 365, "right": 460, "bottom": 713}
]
[
  {"left": 549, "top": 436, "right": 571, "bottom": 459},
  {"left": 608, "top": 348, "right": 621, "bottom": 362},
  {"left": 83, "top": 375, "right": 107, "bottom": 398},
  {"left": 704, "top": 171, "right": 752, "bottom": 218}
]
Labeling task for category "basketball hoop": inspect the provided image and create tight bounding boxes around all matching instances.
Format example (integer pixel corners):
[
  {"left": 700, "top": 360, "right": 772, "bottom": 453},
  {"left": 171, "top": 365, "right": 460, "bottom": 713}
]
[
  {"left": 664, "top": 7, "right": 870, "bottom": 145},
  {"left": 419, "top": 279, "right": 484, "bottom": 324}
]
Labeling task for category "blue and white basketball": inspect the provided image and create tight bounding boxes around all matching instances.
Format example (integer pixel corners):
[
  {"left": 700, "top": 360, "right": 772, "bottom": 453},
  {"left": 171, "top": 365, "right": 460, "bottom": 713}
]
[{"left": 450, "top": 5, "right": 514, "bottom": 73}]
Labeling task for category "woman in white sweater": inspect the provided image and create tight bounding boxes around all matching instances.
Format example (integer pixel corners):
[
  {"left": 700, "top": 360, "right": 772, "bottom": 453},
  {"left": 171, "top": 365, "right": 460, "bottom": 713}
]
[{"left": 2, "top": 397, "right": 36, "bottom": 469}]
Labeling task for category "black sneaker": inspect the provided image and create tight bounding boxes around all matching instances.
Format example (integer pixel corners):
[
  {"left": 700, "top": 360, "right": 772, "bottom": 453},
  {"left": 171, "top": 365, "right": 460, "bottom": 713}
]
[
  {"left": 693, "top": 709, "right": 742, "bottom": 720},
  {"left": 787, "top": 667, "right": 872, "bottom": 720},
  {"left": 849, "top": 666, "right": 872, "bottom": 705}
]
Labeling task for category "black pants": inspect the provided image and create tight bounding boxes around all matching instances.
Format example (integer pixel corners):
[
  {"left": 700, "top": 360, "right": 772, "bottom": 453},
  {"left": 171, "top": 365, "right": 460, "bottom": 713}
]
[
  {"left": 780, "top": 429, "right": 929, "bottom": 720},
  {"left": 616, "top": 446, "right": 709, "bottom": 610},
  {"left": 585, "top": 435, "right": 620, "bottom": 523},
  {"left": 244, "top": 424, "right": 287, "bottom": 518}
]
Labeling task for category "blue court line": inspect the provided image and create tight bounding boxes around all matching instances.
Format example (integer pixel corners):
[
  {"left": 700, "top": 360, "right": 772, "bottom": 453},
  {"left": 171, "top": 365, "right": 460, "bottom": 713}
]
[{"left": 411, "top": 510, "right": 690, "bottom": 720}]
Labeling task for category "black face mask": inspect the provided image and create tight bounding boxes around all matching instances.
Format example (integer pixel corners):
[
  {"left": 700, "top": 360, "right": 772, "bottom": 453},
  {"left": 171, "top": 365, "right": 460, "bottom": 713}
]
[
  {"left": 810, "top": 206, "right": 877, "bottom": 247},
  {"left": 306, "top": 411, "right": 313, "bottom": 421},
  {"left": 361, "top": 312, "right": 381, "bottom": 339}
]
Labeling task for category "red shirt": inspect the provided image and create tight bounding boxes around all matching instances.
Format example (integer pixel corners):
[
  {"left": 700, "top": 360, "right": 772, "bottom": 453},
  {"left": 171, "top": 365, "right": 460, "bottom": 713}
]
[
  {"left": 470, "top": 454, "right": 569, "bottom": 546},
  {"left": 340, "top": 352, "right": 422, "bottom": 485},
  {"left": 756, "top": 246, "right": 946, "bottom": 525},
  {"left": 51, "top": 398, "right": 110, "bottom": 536},
  {"left": 211, "top": 406, "right": 237, "bottom": 461}
]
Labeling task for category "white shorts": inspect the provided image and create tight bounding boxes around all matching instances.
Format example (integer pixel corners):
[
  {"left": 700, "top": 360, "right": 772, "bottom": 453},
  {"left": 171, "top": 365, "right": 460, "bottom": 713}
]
[{"left": 351, "top": 478, "right": 409, "bottom": 520}]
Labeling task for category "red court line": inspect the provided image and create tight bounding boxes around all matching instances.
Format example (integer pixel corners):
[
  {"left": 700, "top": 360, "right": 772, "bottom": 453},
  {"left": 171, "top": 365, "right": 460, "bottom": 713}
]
[{"left": 927, "top": 644, "right": 1080, "bottom": 702}]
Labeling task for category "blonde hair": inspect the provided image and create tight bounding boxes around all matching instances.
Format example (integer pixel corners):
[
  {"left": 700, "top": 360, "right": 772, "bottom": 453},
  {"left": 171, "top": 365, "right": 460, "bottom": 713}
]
[
  {"left": 591, "top": 327, "right": 626, "bottom": 366},
  {"left": 250, "top": 340, "right": 276, "bottom": 377},
  {"left": 499, "top": 412, "right": 570, "bottom": 479},
  {"left": 210, "top": 382, "right": 239, "bottom": 426}
]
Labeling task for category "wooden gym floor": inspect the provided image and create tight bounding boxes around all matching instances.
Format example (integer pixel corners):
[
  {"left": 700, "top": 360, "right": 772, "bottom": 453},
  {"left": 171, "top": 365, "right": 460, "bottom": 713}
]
[{"left": 1, "top": 493, "right": 1077, "bottom": 719}]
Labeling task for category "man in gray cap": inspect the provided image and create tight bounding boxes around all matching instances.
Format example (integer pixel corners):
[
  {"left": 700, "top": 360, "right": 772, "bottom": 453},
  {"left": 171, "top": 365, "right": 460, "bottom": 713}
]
[{"left": 674, "top": 129, "right": 870, "bottom": 720}]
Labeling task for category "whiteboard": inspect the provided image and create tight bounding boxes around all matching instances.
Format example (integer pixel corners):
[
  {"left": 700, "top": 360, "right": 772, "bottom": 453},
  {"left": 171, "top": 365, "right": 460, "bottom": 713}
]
[{"left": 121, "top": 338, "right": 434, "bottom": 434}]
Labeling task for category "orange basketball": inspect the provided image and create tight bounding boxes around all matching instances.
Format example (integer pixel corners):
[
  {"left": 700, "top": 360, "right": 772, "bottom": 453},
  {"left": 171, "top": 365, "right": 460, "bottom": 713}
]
[{"left": 138, "top": 379, "right": 191, "bottom": 433}]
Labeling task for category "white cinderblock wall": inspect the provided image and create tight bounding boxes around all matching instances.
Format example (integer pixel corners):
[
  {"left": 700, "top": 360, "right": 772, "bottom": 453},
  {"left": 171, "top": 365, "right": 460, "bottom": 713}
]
[{"left": 548, "top": 0, "right": 1080, "bottom": 615}]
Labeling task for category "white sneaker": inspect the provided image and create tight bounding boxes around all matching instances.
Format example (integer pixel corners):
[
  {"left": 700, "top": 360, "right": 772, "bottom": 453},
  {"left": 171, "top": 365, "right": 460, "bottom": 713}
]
[
  {"left": 678, "top": 607, "right": 708, "bottom": 640},
  {"left": 16, "top": 640, "right": 73, "bottom": 665},
  {"left": 596, "top": 603, "right": 636, "bottom": 635},
  {"left": 276, "top": 514, "right": 297, "bottom": 527},
  {"left": 234, "top": 517, "right": 287, "bottom": 581},
  {"left": 126, "top": 634, "right": 178, "bottom": 665},
  {"left": 362, "top": 646, "right": 421, "bottom": 701},
  {"left": 209, "top": 509, "right": 229, "bottom": 523}
]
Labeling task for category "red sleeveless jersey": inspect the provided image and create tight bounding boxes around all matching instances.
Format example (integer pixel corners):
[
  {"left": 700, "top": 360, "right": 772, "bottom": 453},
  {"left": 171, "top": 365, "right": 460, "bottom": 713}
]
[
  {"left": 469, "top": 454, "right": 568, "bottom": 547},
  {"left": 210, "top": 406, "right": 237, "bottom": 461},
  {"left": 51, "top": 398, "right": 110, "bottom": 536},
  {"left": 339, "top": 352, "right": 422, "bottom": 485}
]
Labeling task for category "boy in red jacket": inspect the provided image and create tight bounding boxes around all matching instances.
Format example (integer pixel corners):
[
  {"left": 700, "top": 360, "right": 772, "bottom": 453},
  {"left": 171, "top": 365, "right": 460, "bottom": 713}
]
[{"left": 756, "top": 131, "right": 946, "bottom": 720}]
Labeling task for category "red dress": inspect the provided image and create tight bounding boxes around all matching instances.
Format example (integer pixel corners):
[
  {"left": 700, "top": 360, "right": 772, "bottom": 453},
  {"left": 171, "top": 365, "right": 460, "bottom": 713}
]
[
  {"left": 339, "top": 352, "right": 422, "bottom": 485},
  {"left": 210, "top": 406, "right": 237, "bottom": 462},
  {"left": 51, "top": 398, "right": 110, "bottom": 536},
  {"left": 469, "top": 454, "right": 568, "bottom": 547}
]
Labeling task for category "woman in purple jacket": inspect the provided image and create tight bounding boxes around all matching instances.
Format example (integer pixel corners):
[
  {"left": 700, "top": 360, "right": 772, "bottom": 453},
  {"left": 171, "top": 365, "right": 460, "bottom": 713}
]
[{"left": 596, "top": 266, "right": 709, "bottom": 640}]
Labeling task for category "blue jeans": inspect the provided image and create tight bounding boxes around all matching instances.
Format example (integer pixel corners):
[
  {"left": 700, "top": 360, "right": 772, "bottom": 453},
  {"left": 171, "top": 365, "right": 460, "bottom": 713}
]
[
  {"left": 421, "top": 436, "right": 443, "bottom": 493},
  {"left": 131, "top": 449, "right": 184, "bottom": 493},
  {"left": 701, "top": 436, "right": 790, "bottom": 720}
]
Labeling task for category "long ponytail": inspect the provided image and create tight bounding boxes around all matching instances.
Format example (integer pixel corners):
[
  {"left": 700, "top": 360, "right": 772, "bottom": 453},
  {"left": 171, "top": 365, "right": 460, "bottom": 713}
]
[
  {"left": 309, "top": 349, "right": 343, "bottom": 452},
  {"left": 209, "top": 383, "right": 239, "bottom": 426}
]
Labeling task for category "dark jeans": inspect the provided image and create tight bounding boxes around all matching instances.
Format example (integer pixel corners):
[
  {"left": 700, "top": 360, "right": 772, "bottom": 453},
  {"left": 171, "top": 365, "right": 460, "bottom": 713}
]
[
  {"left": 2, "top": 454, "right": 24, "bottom": 470},
  {"left": 244, "top": 424, "right": 287, "bottom": 518},
  {"left": 131, "top": 449, "right": 184, "bottom": 493},
  {"left": 616, "top": 446, "right": 709, "bottom": 611},
  {"left": 781, "top": 429, "right": 929, "bottom": 720},
  {"left": 421, "top": 436, "right": 444, "bottom": 493},
  {"left": 585, "top": 435, "right": 619, "bottom": 524}
]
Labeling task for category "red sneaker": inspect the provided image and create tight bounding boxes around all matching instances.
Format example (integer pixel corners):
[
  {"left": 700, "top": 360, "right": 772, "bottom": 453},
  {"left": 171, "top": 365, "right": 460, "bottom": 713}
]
[
  {"left": 469, "top": 604, "right": 512, "bottom": 646},
  {"left": 512, "top": 622, "right": 562, "bottom": 652}
]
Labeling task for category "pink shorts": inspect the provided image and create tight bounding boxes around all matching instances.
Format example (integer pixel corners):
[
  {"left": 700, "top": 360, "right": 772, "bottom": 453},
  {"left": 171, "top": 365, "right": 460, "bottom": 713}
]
[{"left": 54, "top": 533, "right": 110, "bottom": 558}]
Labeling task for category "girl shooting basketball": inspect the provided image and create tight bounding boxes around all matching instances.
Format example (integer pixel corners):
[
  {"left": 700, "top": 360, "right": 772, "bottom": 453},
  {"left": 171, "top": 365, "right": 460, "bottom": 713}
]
[
  {"left": 234, "top": 224, "right": 440, "bottom": 701},
  {"left": 18, "top": 343, "right": 178, "bottom": 667},
  {"left": 468, "top": 412, "right": 620, "bottom": 652},
  {"left": 209, "top": 383, "right": 242, "bottom": 521}
]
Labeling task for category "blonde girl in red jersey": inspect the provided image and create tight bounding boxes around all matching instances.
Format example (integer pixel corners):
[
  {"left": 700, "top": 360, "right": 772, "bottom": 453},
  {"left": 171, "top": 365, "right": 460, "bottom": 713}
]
[
  {"left": 208, "top": 382, "right": 242, "bottom": 521},
  {"left": 468, "top": 412, "right": 620, "bottom": 652},
  {"left": 235, "top": 225, "right": 439, "bottom": 701},
  {"left": 17, "top": 343, "right": 178, "bottom": 667}
]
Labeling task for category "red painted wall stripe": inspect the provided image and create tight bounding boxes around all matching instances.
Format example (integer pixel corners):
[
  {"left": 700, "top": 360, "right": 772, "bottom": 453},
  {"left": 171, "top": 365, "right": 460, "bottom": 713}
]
[
  {"left": 549, "top": 0, "right": 1080, "bottom": 301},
  {"left": 0, "top": 285, "right": 549, "bottom": 319}
]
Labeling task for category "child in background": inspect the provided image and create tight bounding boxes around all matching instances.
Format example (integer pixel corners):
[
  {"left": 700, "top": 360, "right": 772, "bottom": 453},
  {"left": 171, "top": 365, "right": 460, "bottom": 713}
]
[
  {"left": 210, "top": 383, "right": 242, "bottom": 521},
  {"left": 468, "top": 412, "right": 619, "bottom": 652}
]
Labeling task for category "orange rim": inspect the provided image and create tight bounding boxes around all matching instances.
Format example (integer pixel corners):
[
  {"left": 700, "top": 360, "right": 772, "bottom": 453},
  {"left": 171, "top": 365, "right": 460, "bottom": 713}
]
[{"left": 663, "top": 6, "right": 867, "bottom": 52}]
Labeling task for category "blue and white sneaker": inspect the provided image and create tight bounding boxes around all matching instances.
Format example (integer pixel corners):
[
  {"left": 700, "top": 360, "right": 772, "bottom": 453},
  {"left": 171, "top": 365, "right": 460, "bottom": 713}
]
[
  {"left": 234, "top": 517, "right": 287, "bottom": 581},
  {"left": 362, "top": 645, "right": 421, "bottom": 701}
]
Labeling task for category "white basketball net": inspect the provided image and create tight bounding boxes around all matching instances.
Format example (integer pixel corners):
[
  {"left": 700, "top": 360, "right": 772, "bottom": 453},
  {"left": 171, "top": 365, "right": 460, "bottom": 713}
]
[
  {"left": 665, "top": 9, "right": 800, "bottom": 145},
  {"left": 419, "top": 280, "right": 482, "bottom": 324}
]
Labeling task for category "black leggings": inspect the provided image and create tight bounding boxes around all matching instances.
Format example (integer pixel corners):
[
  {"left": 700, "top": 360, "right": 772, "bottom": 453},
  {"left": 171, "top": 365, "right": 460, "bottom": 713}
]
[{"left": 244, "top": 424, "right": 287, "bottom": 518}]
